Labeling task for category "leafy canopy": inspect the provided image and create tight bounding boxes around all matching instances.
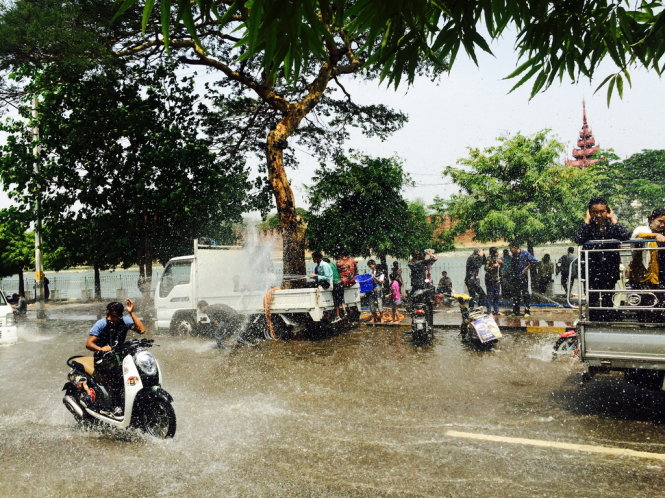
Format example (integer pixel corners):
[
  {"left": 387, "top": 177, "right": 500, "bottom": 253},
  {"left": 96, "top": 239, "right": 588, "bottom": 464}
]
[
  {"left": 0, "top": 60, "right": 252, "bottom": 269},
  {"left": 436, "top": 130, "right": 598, "bottom": 247},
  {"left": 593, "top": 149, "right": 665, "bottom": 227},
  {"left": 126, "top": 0, "right": 665, "bottom": 99},
  {"left": 306, "top": 153, "right": 440, "bottom": 258},
  {"left": 0, "top": 208, "right": 34, "bottom": 278}
]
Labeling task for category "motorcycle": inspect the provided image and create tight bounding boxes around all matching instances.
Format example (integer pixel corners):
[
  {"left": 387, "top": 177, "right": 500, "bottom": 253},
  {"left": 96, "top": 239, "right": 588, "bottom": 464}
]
[
  {"left": 453, "top": 293, "right": 502, "bottom": 349},
  {"left": 409, "top": 288, "right": 435, "bottom": 343},
  {"left": 552, "top": 327, "right": 579, "bottom": 359},
  {"left": 62, "top": 338, "right": 176, "bottom": 438}
]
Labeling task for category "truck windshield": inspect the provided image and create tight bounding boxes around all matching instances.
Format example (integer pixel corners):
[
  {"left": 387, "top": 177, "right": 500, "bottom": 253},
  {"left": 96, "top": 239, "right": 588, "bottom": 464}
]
[{"left": 159, "top": 261, "right": 192, "bottom": 298}]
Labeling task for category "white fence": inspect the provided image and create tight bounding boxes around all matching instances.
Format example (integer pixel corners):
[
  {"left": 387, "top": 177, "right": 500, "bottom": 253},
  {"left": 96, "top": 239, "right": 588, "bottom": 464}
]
[{"left": 0, "top": 270, "right": 163, "bottom": 301}]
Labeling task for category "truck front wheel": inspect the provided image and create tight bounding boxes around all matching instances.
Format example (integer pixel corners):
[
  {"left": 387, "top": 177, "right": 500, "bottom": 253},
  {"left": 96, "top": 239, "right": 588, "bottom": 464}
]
[{"left": 170, "top": 313, "right": 197, "bottom": 336}]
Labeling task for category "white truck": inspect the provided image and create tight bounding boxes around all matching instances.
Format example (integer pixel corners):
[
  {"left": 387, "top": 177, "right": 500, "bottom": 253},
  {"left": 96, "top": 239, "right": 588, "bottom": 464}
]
[
  {"left": 154, "top": 240, "right": 361, "bottom": 339},
  {"left": 576, "top": 241, "right": 665, "bottom": 390}
]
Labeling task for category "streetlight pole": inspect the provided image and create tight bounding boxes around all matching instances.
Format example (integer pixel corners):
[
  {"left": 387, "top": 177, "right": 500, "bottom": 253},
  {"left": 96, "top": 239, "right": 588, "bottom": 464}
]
[{"left": 32, "top": 95, "right": 45, "bottom": 318}]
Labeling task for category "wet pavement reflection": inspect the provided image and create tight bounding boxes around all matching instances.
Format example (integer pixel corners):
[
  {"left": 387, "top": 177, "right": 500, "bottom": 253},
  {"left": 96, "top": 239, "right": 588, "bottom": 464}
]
[{"left": 1, "top": 315, "right": 664, "bottom": 496}]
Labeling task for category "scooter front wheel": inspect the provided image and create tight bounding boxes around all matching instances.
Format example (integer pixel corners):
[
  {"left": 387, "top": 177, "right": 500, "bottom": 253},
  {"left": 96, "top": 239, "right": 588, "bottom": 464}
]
[
  {"left": 552, "top": 336, "right": 579, "bottom": 358},
  {"left": 137, "top": 397, "right": 176, "bottom": 438}
]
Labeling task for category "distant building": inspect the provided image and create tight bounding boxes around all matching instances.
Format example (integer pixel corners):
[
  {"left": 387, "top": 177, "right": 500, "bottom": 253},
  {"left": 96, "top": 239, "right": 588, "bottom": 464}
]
[
  {"left": 565, "top": 101, "right": 602, "bottom": 168},
  {"left": 429, "top": 214, "right": 477, "bottom": 245}
]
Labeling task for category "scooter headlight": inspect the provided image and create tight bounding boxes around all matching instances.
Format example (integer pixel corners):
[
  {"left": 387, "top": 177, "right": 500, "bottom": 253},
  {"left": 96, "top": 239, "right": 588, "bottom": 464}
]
[{"left": 134, "top": 351, "right": 157, "bottom": 376}]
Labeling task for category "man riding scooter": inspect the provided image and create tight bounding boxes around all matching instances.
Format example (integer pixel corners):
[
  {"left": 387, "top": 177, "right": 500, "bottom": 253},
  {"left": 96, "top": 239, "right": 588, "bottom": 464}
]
[{"left": 85, "top": 299, "right": 146, "bottom": 416}]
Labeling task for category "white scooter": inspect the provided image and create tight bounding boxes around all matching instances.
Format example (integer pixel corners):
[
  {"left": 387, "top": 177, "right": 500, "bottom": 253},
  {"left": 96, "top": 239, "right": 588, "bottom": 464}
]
[{"left": 62, "top": 338, "right": 176, "bottom": 438}]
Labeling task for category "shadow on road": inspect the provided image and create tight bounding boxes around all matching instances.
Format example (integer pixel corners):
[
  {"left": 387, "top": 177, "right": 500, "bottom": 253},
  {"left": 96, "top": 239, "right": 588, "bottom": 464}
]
[{"left": 552, "top": 374, "right": 665, "bottom": 424}]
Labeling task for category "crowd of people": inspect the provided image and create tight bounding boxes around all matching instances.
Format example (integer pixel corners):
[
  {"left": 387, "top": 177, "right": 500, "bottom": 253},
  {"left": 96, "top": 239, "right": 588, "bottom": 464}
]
[
  {"left": 455, "top": 197, "right": 665, "bottom": 320},
  {"left": 310, "top": 251, "right": 359, "bottom": 323},
  {"left": 462, "top": 242, "right": 540, "bottom": 317}
]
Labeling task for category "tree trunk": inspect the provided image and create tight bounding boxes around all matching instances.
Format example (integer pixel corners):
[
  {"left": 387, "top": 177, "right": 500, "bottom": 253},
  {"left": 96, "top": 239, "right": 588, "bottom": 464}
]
[
  {"left": 17, "top": 268, "right": 24, "bottom": 297},
  {"left": 254, "top": 54, "right": 344, "bottom": 287},
  {"left": 267, "top": 121, "right": 307, "bottom": 288},
  {"left": 94, "top": 265, "right": 101, "bottom": 300}
]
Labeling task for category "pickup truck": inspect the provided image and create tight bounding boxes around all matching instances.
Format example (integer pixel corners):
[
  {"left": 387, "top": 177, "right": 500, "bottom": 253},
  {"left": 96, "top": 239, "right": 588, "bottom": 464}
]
[
  {"left": 576, "top": 240, "right": 665, "bottom": 390},
  {"left": 154, "top": 240, "right": 361, "bottom": 339}
]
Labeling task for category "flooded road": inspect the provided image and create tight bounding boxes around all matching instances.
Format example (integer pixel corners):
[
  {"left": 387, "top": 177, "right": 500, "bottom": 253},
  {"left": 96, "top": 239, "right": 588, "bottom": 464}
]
[{"left": 2, "top": 314, "right": 665, "bottom": 496}]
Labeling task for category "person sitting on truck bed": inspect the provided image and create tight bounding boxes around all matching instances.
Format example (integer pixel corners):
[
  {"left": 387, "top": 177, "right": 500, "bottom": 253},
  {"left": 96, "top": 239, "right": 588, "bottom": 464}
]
[
  {"left": 629, "top": 208, "right": 665, "bottom": 288},
  {"left": 573, "top": 197, "right": 631, "bottom": 321},
  {"left": 310, "top": 251, "right": 332, "bottom": 289}
]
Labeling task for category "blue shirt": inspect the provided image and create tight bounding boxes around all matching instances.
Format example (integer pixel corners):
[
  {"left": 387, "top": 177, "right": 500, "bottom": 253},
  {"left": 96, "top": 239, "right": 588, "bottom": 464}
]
[
  {"left": 89, "top": 316, "right": 135, "bottom": 349},
  {"left": 314, "top": 260, "right": 333, "bottom": 285},
  {"left": 512, "top": 250, "right": 538, "bottom": 274}
]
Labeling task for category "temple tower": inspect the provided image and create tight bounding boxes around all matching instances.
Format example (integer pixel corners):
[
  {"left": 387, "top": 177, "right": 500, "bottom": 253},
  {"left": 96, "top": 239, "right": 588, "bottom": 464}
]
[{"left": 565, "top": 101, "right": 601, "bottom": 168}]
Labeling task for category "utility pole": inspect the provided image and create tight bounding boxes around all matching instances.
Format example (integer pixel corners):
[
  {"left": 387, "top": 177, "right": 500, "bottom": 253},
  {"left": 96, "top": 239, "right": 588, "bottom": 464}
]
[{"left": 32, "top": 95, "right": 46, "bottom": 319}]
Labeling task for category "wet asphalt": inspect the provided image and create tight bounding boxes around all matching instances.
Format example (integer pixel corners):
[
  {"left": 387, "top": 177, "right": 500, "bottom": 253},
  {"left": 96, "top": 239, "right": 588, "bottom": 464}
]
[{"left": 1, "top": 305, "right": 664, "bottom": 497}]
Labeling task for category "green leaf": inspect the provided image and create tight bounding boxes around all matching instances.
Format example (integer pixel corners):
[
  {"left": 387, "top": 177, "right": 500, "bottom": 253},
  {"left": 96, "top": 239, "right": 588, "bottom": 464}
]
[
  {"left": 529, "top": 71, "right": 547, "bottom": 99},
  {"left": 606, "top": 76, "right": 616, "bottom": 106},
  {"left": 178, "top": 4, "right": 204, "bottom": 51},
  {"left": 503, "top": 56, "right": 539, "bottom": 80},
  {"left": 112, "top": 0, "right": 138, "bottom": 24},
  {"left": 593, "top": 73, "right": 614, "bottom": 94},
  {"left": 508, "top": 63, "right": 541, "bottom": 93},
  {"left": 159, "top": 0, "right": 172, "bottom": 50},
  {"left": 217, "top": 0, "right": 242, "bottom": 25},
  {"left": 141, "top": 0, "right": 156, "bottom": 35}
]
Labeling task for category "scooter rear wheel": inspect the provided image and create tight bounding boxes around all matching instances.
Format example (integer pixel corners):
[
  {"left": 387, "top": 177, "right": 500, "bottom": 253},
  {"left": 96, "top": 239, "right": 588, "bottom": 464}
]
[{"left": 138, "top": 397, "right": 176, "bottom": 439}]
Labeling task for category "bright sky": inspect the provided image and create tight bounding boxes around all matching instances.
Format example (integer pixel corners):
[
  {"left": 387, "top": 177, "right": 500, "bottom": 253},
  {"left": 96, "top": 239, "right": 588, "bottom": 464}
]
[
  {"left": 1, "top": 38, "right": 663, "bottom": 212},
  {"left": 291, "top": 41, "right": 665, "bottom": 208}
]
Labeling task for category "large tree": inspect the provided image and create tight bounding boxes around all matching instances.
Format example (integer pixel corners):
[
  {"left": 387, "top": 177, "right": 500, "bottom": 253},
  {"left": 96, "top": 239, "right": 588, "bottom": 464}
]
[
  {"left": 306, "top": 153, "right": 442, "bottom": 269},
  {"left": 591, "top": 149, "right": 665, "bottom": 227},
  {"left": 0, "top": 208, "right": 34, "bottom": 295},
  {"left": 0, "top": 0, "right": 408, "bottom": 287},
  {"left": 0, "top": 61, "right": 252, "bottom": 284},
  {"left": 436, "top": 130, "right": 597, "bottom": 253}
]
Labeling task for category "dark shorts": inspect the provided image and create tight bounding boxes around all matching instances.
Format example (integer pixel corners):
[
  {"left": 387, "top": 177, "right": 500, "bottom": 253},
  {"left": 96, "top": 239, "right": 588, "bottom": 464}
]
[{"left": 333, "top": 282, "right": 345, "bottom": 306}]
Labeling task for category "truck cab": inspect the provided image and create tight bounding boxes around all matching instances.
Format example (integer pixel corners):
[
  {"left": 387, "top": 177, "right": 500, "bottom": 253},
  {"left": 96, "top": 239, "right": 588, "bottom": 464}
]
[{"left": 154, "top": 255, "right": 195, "bottom": 331}]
